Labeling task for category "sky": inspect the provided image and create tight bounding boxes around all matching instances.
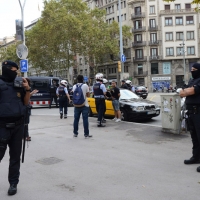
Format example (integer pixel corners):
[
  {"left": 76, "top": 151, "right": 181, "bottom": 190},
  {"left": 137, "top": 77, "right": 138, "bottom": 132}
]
[{"left": 0, "top": 0, "right": 44, "bottom": 38}]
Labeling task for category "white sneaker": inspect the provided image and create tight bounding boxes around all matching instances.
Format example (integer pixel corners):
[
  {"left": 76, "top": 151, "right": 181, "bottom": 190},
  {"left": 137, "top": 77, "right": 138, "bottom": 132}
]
[
  {"left": 115, "top": 119, "right": 121, "bottom": 122},
  {"left": 112, "top": 117, "right": 117, "bottom": 121}
]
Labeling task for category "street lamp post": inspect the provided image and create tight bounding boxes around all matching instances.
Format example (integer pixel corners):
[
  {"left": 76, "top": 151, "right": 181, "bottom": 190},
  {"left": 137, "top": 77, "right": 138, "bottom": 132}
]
[
  {"left": 18, "top": 0, "right": 27, "bottom": 77},
  {"left": 118, "top": 0, "right": 124, "bottom": 82},
  {"left": 180, "top": 37, "right": 186, "bottom": 84}
]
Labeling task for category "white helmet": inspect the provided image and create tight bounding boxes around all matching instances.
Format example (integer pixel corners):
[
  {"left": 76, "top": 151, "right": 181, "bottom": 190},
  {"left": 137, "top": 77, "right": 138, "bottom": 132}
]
[
  {"left": 95, "top": 73, "right": 103, "bottom": 81},
  {"left": 103, "top": 78, "right": 108, "bottom": 84},
  {"left": 176, "top": 88, "right": 182, "bottom": 94},
  {"left": 126, "top": 80, "right": 132, "bottom": 85},
  {"left": 61, "top": 80, "right": 67, "bottom": 87}
]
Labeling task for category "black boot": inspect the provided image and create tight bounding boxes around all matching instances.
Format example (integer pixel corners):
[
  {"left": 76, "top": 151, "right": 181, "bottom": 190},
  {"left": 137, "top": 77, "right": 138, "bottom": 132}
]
[
  {"left": 184, "top": 157, "right": 200, "bottom": 164},
  {"left": 8, "top": 184, "right": 17, "bottom": 196},
  {"left": 60, "top": 113, "right": 63, "bottom": 119},
  {"left": 197, "top": 166, "right": 200, "bottom": 172}
]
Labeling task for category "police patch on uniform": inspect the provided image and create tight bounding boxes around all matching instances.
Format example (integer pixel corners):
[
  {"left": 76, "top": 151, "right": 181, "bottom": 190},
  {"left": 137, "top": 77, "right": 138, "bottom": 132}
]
[
  {"left": 17, "top": 92, "right": 21, "bottom": 98},
  {"left": 76, "top": 93, "right": 79, "bottom": 96}
]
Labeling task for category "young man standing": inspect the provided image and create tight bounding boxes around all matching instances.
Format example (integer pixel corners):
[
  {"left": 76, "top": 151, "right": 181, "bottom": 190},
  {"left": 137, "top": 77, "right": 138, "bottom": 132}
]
[
  {"left": 110, "top": 81, "right": 121, "bottom": 122},
  {"left": 73, "top": 75, "right": 92, "bottom": 138}
]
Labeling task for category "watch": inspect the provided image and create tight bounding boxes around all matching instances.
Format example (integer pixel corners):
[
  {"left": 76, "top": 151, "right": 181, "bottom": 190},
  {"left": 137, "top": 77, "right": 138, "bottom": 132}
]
[{"left": 26, "top": 88, "right": 31, "bottom": 92}]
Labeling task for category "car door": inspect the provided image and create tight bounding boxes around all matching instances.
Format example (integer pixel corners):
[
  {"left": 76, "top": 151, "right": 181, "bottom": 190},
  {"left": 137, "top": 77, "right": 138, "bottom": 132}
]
[
  {"left": 88, "top": 97, "right": 97, "bottom": 114},
  {"left": 105, "top": 99, "right": 115, "bottom": 116}
]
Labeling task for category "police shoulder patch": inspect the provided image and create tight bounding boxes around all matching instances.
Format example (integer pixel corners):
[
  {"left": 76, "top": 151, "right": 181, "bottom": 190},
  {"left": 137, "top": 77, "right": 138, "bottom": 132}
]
[{"left": 17, "top": 92, "right": 21, "bottom": 98}]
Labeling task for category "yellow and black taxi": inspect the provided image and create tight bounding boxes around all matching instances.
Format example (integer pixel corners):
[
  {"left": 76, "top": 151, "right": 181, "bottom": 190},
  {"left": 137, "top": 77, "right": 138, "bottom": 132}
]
[{"left": 88, "top": 89, "right": 160, "bottom": 121}]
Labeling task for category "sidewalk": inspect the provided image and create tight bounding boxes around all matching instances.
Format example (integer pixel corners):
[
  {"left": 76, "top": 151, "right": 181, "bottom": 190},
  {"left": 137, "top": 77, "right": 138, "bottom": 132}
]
[{"left": 0, "top": 116, "right": 199, "bottom": 200}]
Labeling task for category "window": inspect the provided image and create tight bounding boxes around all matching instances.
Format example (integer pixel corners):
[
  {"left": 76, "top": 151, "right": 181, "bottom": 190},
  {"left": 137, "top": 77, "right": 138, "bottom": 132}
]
[
  {"left": 124, "top": 1, "right": 126, "bottom": 8},
  {"left": 150, "top": 6, "right": 155, "bottom": 14},
  {"left": 185, "top": 4, "right": 191, "bottom": 9},
  {"left": 80, "top": 70, "right": 83, "bottom": 75},
  {"left": 176, "top": 17, "right": 183, "bottom": 25},
  {"left": 175, "top": 4, "right": 181, "bottom": 10},
  {"left": 150, "top": 33, "right": 157, "bottom": 41},
  {"left": 79, "top": 58, "right": 82, "bottom": 65},
  {"left": 187, "top": 47, "right": 195, "bottom": 55},
  {"left": 138, "top": 64, "right": 143, "bottom": 74},
  {"left": 165, "top": 17, "right": 172, "bottom": 26},
  {"left": 165, "top": 32, "right": 173, "bottom": 41},
  {"left": 135, "top": 6, "right": 141, "bottom": 14},
  {"left": 149, "top": 19, "right": 156, "bottom": 27},
  {"left": 134, "top": 34, "right": 142, "bottom": 42},
  {"left": 151, "top": 63, "right": 159, "bottom": 74},
  {"left": 177, "top": 47, "right": 184, "bottom": 55},
  {"left": 186, "top": 16, "right": 194, "bottom": 24},
  {"left": 138, "top": 78, "right": 144, "bottom": 85},
  {"left": 151, "top": 48, "right": 158, "bottom": 56},
  {"left": 166, "top": 47, "right": 174, "bottom": 56},
  {"left": 124, "top": 14, "right": 126, "bottom": 20},
  {"left": 165, "top": 5, "right": 170, "bottom": 10},
  {"left": 134, "top": 20, "right": 142, "bottom": 29},
  {"left": 124, "top": 66, "right": 129, "bottom": 73},
  {"left": 176, "top": 32, "right": 183, "bottom": 40},
  {"left": 135, "top": 49, "right": 143, "bottom": 58},
  {"left": 85, "top": 69, "right": 87, "bottom": 75},
  {"left": 187, "top": 31, "right": 194, "bottom": 40}
]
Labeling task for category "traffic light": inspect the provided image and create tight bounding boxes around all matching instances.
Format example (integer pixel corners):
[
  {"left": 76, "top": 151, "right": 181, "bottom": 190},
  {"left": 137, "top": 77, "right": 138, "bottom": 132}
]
[{"left": 118, "top": 61, "right": 121, "bottom": 72}]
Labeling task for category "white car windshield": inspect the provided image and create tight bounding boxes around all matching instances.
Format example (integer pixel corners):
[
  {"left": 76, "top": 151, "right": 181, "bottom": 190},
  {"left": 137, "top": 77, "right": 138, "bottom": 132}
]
[{"left": 120, "top": 89, "right": 139, "bottom": 100}]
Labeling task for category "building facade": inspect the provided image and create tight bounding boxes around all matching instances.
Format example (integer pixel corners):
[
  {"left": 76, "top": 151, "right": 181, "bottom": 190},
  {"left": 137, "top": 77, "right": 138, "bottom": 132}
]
[{"left": 83, "top": 0, "right": 200, "bottom": 90}]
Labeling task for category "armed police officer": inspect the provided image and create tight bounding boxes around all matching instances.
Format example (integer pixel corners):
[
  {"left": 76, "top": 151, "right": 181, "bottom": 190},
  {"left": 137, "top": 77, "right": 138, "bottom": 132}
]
[
  {"left": 0, "top": 61, "right": 30, "bottom": 195},
  {"left": 179, "top": 63, "right": 200, "bottom": 173},
  {"left": 93, "top": 73, "right": 107, "bottom": 127}
]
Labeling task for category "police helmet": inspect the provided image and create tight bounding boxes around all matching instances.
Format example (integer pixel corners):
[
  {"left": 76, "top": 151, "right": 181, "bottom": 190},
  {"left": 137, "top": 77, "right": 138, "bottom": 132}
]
[
  {"left": 126, "top": 80, "right": 132, "bottom": 85},
  {"left": 103, "top": 78, "right": 108, "bottom": 84},
  {"left": 95, "top": 73, "right": 103, "bottom": 81},
  {"left": 61, "top": 80, "right": 67, "bottom": 87}
]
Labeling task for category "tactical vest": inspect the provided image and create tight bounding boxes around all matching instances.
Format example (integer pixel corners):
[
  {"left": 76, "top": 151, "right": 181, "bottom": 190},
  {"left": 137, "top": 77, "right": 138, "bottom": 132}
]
[
  {"left": 58, "top": 86, "right": 66, "bottom": 96},
  {"left": 185, "top": 77, "right": 200, "bottom": 105},
  {"left": 0, "top": 79, "right": 25, "bottom": 118},
  {"left": 93, "top": 83, "right": 104, "bottom": 96}
]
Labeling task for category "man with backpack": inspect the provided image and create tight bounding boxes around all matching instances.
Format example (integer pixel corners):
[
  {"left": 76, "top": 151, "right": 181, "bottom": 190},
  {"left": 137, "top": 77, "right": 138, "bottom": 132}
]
[{"left": 72, "top": 75, "right": 92, "bottom": 138}]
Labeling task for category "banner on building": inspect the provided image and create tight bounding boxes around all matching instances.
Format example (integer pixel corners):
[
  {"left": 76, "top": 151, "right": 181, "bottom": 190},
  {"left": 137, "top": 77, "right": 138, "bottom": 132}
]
[{"left": 163, "top": 62, "right": 171, "bottom": 74}]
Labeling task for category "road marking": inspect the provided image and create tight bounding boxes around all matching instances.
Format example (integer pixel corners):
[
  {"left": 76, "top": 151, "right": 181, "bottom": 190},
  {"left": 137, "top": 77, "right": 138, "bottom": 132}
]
[{"left": 150, "top": 95, "right": 156, "bottom": 101}]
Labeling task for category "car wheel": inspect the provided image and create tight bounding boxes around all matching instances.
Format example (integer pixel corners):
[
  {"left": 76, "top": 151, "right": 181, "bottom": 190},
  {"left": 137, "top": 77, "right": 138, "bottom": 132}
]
[
  {"left": 88, "top": 107, "right": 93, "bottom": 117},
  {"left": 142, "top": 97, "right": 147, "bottom": 99},
  {"left": 121, "top": 109, "right": 128, "bottom": 121}
]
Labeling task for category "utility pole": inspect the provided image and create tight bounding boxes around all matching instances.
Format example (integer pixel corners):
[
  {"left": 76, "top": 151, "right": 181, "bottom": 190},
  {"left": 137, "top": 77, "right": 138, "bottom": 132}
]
[
  {"left": 18, "top": 0, "right": 27, "bottom": 77},
  {"left": 118, "top": 0, "right": 124, "bottom": 83}
]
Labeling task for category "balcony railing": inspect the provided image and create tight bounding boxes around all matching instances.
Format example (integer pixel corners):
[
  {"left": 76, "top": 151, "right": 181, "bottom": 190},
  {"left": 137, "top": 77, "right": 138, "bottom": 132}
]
[
  {"left": 132, "top": 26, "right": 146, "bottom": 33},
  {"left": 133, "top": 56, "right": 147, "bottom": 62},
  {"left": 149, "top": 40, "right": 161, "bottom": 46},
  {"left": 149, "top": 55, "right": 162, "bottom": 61},
  {"left": 132, "top": 41, "right": 146, "bottom": 47},
  {"left": 134, "top": 71, "right": 148, "bottom": 77},
  {"left": 148, "top": 25, "right": 158, "bottom": 31},
  {"left": 160, "top": 8, "right": 195, "bottom": 15},
  {"left": 131, "top": 12, "right": 145, "bottom": 19}
]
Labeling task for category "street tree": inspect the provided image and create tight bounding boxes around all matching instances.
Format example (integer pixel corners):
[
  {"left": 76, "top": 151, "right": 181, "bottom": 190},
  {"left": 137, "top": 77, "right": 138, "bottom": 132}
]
[{"left": 26, "top": 0, "right": 131, "bottom": 77}]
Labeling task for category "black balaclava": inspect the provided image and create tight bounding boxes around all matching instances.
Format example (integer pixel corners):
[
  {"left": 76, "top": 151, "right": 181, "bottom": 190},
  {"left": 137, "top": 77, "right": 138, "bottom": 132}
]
[
  {"left": 1, "top": 61, "right": 18, "bottom": 82},
  {"left": 191, "top": 63, "right": 200, "bottom": 79}
]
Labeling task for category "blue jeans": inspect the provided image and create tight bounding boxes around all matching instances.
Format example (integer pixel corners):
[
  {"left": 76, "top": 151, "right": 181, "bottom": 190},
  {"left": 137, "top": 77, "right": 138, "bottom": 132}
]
[{"left": 73, "top": 106, "right": 89, "bottom": 136}]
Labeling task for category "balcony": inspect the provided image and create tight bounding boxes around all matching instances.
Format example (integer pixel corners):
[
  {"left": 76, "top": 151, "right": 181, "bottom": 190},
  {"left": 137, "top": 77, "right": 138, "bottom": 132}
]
[
  {"left": 131, "top": 12, "right": 145, "bottom": 19},
  {"left": 149, "top": 55, "right": 162, "bottom": 61},
  {"left": 148, "top": 26, "right": 158, "bottom": 31},
  {"left": 149, "top": 40, "right": 161, "bottom": 46},
  {"left": 132, "top": 41, "right": 146, "bottom": 47},
  {"left": 132, "top": 26, "right": 146, "bottom": 33},
  {"left": 134, "top": 71, "right": 148, "bottom": 77},
  {"left": 133, "top": 56, "right": 147, "bottom": 62},
  {"left": 128, "top": 0, "right": 145, "bottom": 2},
  {"left": 160, "top": 8, "right": 195, "bottom": 15}
]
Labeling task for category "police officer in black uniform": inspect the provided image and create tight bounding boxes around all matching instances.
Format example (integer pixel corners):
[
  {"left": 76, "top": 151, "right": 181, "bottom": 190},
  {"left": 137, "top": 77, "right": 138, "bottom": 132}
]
[
  {"left": 93, "top": 73, "right": 107, "bottom": 127},
  {"left": 179, "top": 63, "right": 200, "bottom": 172},
  {"left": 0, "top": 61, "right": 30, "bottom": 195},
  {"left": 56, "top": 80, "right": 71, "bottom": 119}
]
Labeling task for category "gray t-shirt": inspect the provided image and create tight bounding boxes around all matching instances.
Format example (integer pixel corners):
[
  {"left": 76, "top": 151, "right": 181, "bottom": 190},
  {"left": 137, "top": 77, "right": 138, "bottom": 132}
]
[{"left": 73, "top": 83, "right": 89, "bottom": 107}]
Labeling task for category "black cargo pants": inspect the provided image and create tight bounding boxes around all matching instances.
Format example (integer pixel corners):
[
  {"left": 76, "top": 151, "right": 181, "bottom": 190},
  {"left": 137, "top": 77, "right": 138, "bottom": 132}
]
[
  {"left": 95, "top": 98, "right": 105, "bottom": 124},
  {"left": 187, "top": 112, "right": 200, "bottom": 159},
  {"left": 0, "top": 123, "right": 24, "bottom": 185}
]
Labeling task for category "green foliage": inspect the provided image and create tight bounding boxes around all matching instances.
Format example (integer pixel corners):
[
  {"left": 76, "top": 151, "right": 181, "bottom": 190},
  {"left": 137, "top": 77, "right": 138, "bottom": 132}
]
[
  {"left": 26, "top": 0, "right": 131, "bottom": 75},
  {"left": 0, "top": 43, "right": 20, "bottom": 65}
]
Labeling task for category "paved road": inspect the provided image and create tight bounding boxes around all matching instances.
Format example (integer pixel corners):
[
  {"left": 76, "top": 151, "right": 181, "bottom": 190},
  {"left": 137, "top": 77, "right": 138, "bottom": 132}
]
[
  {"left": 0, "top": 115, "right": 199, "bottom": 200},
  {"left": 32, "top": 106, "right": 162, "bottom": 127}
]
